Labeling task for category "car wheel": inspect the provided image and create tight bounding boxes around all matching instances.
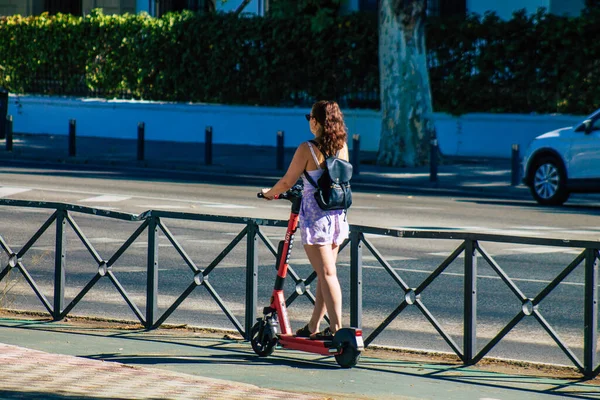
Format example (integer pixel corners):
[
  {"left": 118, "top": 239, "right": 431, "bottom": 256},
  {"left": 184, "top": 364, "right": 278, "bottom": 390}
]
[{"left": 529, "top": 156, "right": 569, "bottom": 206}]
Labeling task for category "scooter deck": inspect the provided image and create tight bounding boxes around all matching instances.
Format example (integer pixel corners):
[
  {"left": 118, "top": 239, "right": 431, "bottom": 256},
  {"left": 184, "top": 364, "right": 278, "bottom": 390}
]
[{"left": 278, "top": 334, "right": 338, "bottom": 356}]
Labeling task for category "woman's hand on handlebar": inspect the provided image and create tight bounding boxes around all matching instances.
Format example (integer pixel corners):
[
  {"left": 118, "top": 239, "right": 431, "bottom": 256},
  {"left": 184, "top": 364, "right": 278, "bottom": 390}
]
[{"left": 260, "top": 188, "right": 274, "bottom": 200}]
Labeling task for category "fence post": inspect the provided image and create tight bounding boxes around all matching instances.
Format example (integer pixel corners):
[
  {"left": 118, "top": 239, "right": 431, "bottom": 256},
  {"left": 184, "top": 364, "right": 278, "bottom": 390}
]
[
  {"left": 53, "top": 208, "right": 66, "bottom": 320},
  {"left": 584, "top": 248, "right": 598, "bottom": 376},
  {"left": 205, "top": 126, "right": 213, "bottom": 165},
  {"left": 245, "top": 221, "right": 258, "bottom": 339},
  {"left": 430, "top": 137, "right": 438, "bottom": 183},
  {"left": 68, "top": 119, "right": 76, "bottom": 157},
  {"left": 463, "top": 239, "right": 477, "bottom": 364},
  {"left": 352, "top": 134, "right": 360, "bottom": 176},
  {"left": 6, "top": 115, "right": 12, "bottom": 152},
  {"left": 276, "top": 130, "right": 284, "bottom": 170},
  {"left": 511, "top": 144, "right": 520, "bottom": 186},
  {"left": 350, "top": 230, "right": 363, "bottom": 329},
  {"left": 137, "top": 122, "right": 145, "bottom": 161},
  {"left": 146, "top": 216, "right": 159, "bottom": 329}
]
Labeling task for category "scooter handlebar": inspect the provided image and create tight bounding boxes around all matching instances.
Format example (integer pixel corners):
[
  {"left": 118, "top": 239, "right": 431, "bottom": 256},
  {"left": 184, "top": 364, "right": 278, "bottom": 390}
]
[
  {"left": 257, "top": 184, "right": 302, "bottom": 201},
  {"left": 257, "top": 192, "right": 281, "bottom": 200}
]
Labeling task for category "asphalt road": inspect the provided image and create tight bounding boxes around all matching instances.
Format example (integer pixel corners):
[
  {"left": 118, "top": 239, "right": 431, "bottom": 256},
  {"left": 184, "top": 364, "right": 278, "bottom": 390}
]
[{"left": 1, "top": 164, "right": 600, "bottom": 368}]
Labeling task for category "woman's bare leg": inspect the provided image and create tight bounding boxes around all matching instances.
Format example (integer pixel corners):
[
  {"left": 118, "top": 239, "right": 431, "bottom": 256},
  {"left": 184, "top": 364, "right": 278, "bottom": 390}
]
[{"left": 305, "top": 244, "right": 342, "bottom": 333}]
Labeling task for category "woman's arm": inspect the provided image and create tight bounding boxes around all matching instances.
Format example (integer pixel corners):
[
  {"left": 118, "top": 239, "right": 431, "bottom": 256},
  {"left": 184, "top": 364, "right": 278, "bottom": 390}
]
[{"left": 262, "top": 144, "right": 308, "bottom": 199}]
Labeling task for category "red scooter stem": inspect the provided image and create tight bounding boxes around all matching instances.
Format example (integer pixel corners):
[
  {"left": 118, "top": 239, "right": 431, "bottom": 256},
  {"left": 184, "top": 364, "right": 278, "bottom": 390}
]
[{"left": 270, "top": 210, "right": 298, "bottom": 335}]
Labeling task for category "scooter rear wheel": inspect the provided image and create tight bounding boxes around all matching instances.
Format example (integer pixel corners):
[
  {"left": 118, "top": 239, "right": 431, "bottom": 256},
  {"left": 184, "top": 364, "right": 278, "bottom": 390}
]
[
  {"left": 333, "top": 329, "right": 362, "bottom": 368},
  {"left": 250, "top": 320, "right": 276, "bottom": 357}
]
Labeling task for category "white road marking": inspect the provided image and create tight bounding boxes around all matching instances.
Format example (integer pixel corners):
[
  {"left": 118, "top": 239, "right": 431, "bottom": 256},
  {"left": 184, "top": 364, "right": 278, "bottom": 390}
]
[
  {"left": 27, "top": 246, "right": 54, "bottom": 251},
  {"left": 79, "top": 195, "right": 131, "bottom": 203},
  {"left": 430, "top": 247, "right": 583, "bottom": 257},
  {"left": 364, "top": 265, "right": 585, "bottom": 286},
  {"left": 203, "top": 203, "right": 254, "bottom": 209},
  {"left": 511, "top": 226, "right": 556, "bottom": 230},
  {"left": 398, "top": 206, "right": 442, "bottom": 210},
  {"left": 363, "top": 255, "right": 417, "bottom": 262},
  {"left": 429, "top": 252, "right": 465, "bottom": 258},
  {"left": 0, "top": 207, "right": 50, "bottom": 213},
  {"left": 135, "top": 205, "right": 189, "bottom": 209},
  {"left": 87, "top": 238, "right": 125, "bottom": 244},
  {"left": 506, "top": 246, "right": 581, "bottom": 254},
  {"left": 101, "top": 266, "right": 170, "bottom": 273},
  {"left": 556, "top": 229, "right": 600, "bottom": 235},
  {"left": 184, "top": 239, "right": 231, "bottom": 245},
  {"left": 0, "top": 187, "right": 30, "bottom": 198}
]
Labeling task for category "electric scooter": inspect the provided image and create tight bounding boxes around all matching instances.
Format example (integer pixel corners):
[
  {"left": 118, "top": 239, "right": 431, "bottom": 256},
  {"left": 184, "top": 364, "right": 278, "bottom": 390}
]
[{"left": 253, "top": 184, "right": 363, "bottom": 368}]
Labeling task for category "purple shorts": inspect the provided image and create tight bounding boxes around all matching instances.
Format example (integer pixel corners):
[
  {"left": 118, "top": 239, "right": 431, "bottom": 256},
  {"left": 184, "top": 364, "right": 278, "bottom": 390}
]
[{"left": 299, "top": 188, "right": 349, "bottom": 246}]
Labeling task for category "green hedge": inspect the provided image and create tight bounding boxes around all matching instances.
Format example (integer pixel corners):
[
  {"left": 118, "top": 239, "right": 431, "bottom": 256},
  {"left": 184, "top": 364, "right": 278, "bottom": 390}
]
[
  {"left": 0, "top": 9, "right": 599, "bottom": 115},
  {"left": 0, "top": 10, "right": 378, "bottom": 107}
]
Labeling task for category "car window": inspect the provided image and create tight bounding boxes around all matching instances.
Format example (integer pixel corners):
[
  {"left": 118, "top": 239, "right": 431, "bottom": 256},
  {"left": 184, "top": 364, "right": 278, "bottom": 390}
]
[{"left": 587, "top": 108, "right": 600, "bottom": 121}]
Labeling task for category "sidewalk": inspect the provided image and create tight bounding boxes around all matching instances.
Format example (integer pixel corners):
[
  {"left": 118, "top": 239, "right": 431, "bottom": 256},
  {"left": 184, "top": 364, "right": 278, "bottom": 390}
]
[
  {"left": 0, "top": 315, "right": 598, "bottom": 400},
  {"left": 0, "top": 133, "right": 531, "bottom": 201}
]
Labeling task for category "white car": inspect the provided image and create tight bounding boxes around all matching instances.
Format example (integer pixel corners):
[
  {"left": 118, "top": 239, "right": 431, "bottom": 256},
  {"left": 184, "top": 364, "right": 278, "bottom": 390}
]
[{"left": 522, "top": 109, "right": 600, "bottom": 205}]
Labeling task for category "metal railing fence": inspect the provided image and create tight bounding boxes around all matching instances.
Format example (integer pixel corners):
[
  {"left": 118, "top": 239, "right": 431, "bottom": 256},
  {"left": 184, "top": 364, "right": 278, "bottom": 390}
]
[{"left": 0, "top": 199, "right": 599, "bottom": 376}]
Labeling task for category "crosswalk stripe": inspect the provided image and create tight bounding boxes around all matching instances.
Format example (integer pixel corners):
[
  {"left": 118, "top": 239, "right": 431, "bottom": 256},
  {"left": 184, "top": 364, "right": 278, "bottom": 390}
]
[
  {"left": 79, "top": 195, "right": 131, "bottom": 202},
  {"left": 0, "top": 187, "right": 30, "bottom": 198}
]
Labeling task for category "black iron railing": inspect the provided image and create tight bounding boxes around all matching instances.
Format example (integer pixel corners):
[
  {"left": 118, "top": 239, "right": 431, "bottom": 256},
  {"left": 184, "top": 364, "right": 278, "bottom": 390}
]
[{"left": 0, "top": 199, "right": 598, "bottom": 376}]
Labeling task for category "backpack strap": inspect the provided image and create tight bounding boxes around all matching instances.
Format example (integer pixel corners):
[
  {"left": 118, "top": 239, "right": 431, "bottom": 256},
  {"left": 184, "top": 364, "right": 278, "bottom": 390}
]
[
  {"left": 306, "top": 141, "right": 323, "bottom": 170},
  {"left": 303, "top": 140, "right": 321, "bottom": 189}
]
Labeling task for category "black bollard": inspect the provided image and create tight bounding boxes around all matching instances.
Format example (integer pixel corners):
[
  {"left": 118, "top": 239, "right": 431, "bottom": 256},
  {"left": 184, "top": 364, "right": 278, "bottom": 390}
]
[
  {"left": 511, "top": 144, "right": 520, "bottom": 186},
  {"left": 430, "top": 137, "right": 438, "bottom": 183},
  {"left": 68, "top": 119, "right": 76, "bottom": 157},
  {"left": 352, "top": 134, "right": 360, "bottom": 176},
  {"left": 276, "top": 130, "right": 284, "bottom": 170},
  {"left": 137, "top": 122, "right": 145, "bottom": 161},
  {"left": 205, "top": 126, "right": 213, "bottom": 165},
  {"left": 0, "top": 88, "right": 8, "bottom": 140},
  {"left": 6, "top": 115, "right": 12, "bottom": 152}
]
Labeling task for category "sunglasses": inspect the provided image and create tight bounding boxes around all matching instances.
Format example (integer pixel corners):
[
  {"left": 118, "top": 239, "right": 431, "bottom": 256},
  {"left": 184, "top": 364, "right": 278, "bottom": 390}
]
[{"left": 305, "top": 114, "right": 313, "bottom": 121}]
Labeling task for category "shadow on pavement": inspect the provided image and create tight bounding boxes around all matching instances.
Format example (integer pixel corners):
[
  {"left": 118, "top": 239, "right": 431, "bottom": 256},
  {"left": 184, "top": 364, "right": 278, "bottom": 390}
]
[
  {"left": 0, "top": 159, "right": 526, "bottom": 202},
  {"left": 3, "top": 320, "right": 599, "bottom": 399},
  {"left": 353, "top": 360, "right": 598, "bottom": 399},
  {"left": 0, "top": 391, "right": 122, "bottom": 400}
]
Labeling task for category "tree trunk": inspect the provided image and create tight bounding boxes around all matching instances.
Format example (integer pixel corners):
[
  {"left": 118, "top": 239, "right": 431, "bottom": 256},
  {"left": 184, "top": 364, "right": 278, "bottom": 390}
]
[{"left": 378, "top": 0, "right": 435, "bottom": 167}]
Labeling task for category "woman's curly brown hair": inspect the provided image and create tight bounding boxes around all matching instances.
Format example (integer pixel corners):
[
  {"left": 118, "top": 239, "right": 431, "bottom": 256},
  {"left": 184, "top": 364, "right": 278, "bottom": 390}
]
[{"left": 311, "top": 100, "right": 347, "bottom": 156}]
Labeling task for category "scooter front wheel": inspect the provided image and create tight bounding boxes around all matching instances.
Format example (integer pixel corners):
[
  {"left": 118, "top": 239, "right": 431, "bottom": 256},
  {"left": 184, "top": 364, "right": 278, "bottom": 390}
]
[{"left": 250, "top": 320, "right": 276, "bottom": 357}]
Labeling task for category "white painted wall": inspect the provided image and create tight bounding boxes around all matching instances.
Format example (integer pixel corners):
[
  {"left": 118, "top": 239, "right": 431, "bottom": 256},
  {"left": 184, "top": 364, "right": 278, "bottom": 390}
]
[
  {"left": 7, "top": 95, "right": 585, "bottom": 158},
  {"left": 467, "top": 0, "right": 548, "bottom": 19},
  {"left": 466, "top": 0, "right": 584, "bottom": 18},
  {"left": 136, "top": 0, "right": 150, "bottom": 14},
  {"left": 132, "top": 0, "right": 584, "bottom": 17},
  {"left": 551, "top": 0, "right": 585, "bottom": 16},
  {"left": 217, "top": 0, "right": 262, "bottom": 15}
]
